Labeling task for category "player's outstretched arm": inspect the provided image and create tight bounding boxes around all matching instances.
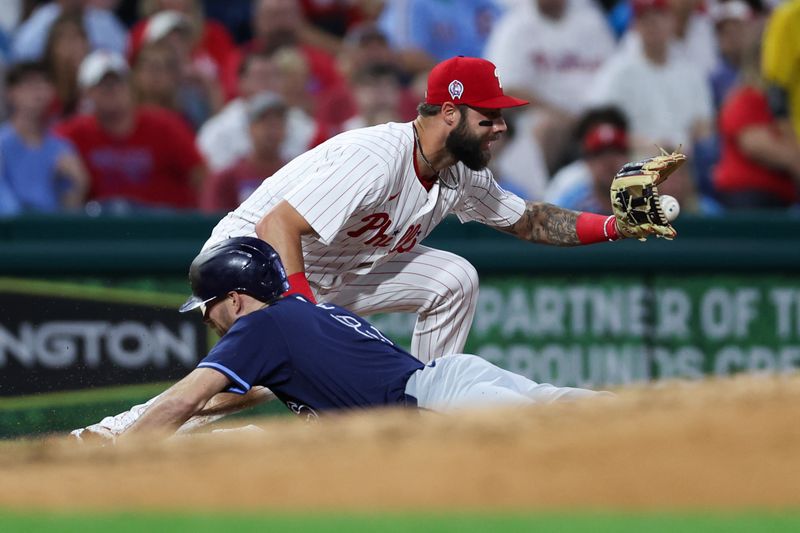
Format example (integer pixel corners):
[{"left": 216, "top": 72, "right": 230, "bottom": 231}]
[
  {"left": 194, "top": 386, "right": 276, "bottom": 417},
  {"left": 493, "top": 201, "right": 583, "bottom": 246},
  {"left": 121, "top": 368, "right": 229, "bottom": 438},
  {"left": 73, "top": 386, "right": 276, "bottom": 442},
  {"left": 494, "top": 152, "right": 687, "bottom": 245}
]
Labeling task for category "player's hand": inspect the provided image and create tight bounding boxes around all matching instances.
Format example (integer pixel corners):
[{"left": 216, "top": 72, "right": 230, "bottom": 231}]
[
  {"left": 610, "top": 149, "right": 686, "bottom": 241},
  {"left": 70, "top": 427, "right": 116, "bottom": 445}
]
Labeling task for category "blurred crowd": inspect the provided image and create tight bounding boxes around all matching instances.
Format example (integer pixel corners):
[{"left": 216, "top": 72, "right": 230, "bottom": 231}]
[{"left": 0, "top": 0, "right": 797, "bottom": 217}]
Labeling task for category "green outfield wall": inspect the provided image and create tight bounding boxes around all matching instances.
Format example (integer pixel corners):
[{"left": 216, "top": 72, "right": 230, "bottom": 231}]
[
  {"left": 1, "top": 211, "right": 799, "bottom": 275},
  {"left": 372, "top": 274, "right": 800, "bottom": 386}
]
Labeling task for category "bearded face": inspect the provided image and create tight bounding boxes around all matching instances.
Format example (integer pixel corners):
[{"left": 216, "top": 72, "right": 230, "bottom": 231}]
[{"left": 445, "top": 109, "right": 494, "bottom": 171}]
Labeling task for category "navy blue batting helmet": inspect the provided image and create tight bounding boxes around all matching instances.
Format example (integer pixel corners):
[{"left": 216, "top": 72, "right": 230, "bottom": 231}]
[{"left": 179, "top": 237, "right": 289, "bottom": 313}]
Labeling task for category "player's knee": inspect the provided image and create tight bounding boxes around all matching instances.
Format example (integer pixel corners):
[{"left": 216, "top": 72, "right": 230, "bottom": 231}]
[{"left": 444, "top": 255, "right": 479, "bottom": 301}]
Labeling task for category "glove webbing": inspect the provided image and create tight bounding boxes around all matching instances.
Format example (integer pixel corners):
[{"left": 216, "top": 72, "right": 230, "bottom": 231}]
[{"left": 614, "top": 186, "right": 669, "bottom": 226}]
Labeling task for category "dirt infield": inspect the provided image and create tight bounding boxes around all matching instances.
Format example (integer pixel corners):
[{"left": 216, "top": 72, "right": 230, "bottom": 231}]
[{"left": 1, "top": 374, "right": 799, "bottom": 512}]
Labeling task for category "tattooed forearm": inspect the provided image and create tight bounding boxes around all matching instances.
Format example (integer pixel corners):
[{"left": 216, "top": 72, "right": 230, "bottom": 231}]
[{"left": 495, "top": 201, "right": 582, "bottom": 246}]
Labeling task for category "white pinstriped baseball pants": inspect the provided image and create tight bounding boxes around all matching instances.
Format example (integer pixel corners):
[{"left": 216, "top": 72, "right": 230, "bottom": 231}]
[{"left": 316, "top": 245, "right": 480, "bottom": 363}]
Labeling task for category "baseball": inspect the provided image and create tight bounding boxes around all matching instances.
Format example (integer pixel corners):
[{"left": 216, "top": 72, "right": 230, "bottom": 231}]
[{"left": 660, "top": 195, "right": 680, "bottom": 222}]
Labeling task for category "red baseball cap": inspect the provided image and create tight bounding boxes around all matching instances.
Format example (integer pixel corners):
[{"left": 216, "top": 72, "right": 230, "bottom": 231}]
[
  {"left": 425, "top": 56, "right": 528, "bottom": 109},
  {"left": 582, "top": 124, "right": 629, "bottom": 155}
]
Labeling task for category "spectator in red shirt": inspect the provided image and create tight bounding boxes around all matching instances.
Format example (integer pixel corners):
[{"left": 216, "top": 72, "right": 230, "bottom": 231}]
[
  {"left": 201, "top": 91, "right": 288, "bottom": 212},
  {"left": 55, "top": 50, "right": 208, "bottom": 211},
  {"left": 714, "top": 43, "right": 800, "bottom": 209}
]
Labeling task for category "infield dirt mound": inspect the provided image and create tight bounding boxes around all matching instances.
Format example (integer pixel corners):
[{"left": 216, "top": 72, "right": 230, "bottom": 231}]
[{"left": 1, "top": 374, "right": 799, "bottom": 511}]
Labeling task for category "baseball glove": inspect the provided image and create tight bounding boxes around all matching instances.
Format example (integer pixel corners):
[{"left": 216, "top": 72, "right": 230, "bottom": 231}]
[{"left": 610, "top": 149, "right": 686, "bottom": 241}]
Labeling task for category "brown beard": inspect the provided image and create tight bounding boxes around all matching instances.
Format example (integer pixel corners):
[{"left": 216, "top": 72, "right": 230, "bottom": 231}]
[{"left": 445, "top": 112, "right": 492, "bottom": 171}]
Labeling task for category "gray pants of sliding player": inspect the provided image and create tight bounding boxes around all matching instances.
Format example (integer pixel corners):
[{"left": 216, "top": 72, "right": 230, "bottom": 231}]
[{"left": 404, "top": 354, "right": 612, "bottom": 411}]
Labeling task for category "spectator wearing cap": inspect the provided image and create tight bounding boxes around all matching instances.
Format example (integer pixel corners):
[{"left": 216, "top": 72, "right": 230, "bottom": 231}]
[
  {"left": 134, "top": 10, "right": 224, "bottom": 129},
  {"left": 127, "top": 0, "right": 238, "bottom": 101},
  {"left": 545, "top": 107, "right": 631, "bottom": 213},
  {"left": 131, "top": 42, "right": 183, "bottom": 121},
  {"left": 710, "top": 0, "right": 759, "bottom": 111},
  {"left": 586, "top": 0, "right": 713, "bottom": 161},
  {"left": 197, "top": 51, "right": 318, "bottom": 173},
  {"left": 0, "top": 61, "right": 88, "bottom": 214},
  {"left": 54, "top": 50, "right": 207, "bottom": 211},
  {"left": 11, "top": 0, "right": 127, "bottom": 62},
  {"left": 546, "top": 105, "right": 719, "bottom": 214},
  {"left": 200, "top": 92, "right": 288, "bottom": 212}
]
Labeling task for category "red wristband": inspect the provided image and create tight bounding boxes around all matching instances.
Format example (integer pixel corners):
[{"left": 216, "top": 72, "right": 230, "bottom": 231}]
[
  {"left": 576, "top": 213, "right": 619, "bottom": 244},
  {"left": 284, "top": 272, "right": 317, "bottom": 303}
]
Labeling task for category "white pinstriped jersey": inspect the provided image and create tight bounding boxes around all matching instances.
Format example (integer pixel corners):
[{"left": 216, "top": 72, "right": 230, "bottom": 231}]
[{"left": 205, "top": 121, "right": 526, "bottom": 291}]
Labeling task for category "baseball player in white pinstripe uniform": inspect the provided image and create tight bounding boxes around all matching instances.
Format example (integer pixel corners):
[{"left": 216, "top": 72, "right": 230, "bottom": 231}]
[
  {"left": 210, "top": 56, "right": 632, "bottom": 362},
  {"left": 206, "top": 88, "right": 524, "bottom": 359},
  {"left": 72, "top": 56, "right": 646, "bottom": 440}
]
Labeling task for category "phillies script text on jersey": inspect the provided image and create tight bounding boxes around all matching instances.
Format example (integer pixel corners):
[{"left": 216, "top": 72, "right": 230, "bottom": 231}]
[{"left": 346, "top": 213, "right": 422, "bottom": 252}]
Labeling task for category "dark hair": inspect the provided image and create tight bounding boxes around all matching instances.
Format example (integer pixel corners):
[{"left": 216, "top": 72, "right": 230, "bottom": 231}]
[
  {"left": 574, "top": 106, "right": 629, "bottom": 142},
  {"left": 43, "top": 12, "right": 87, "bottom": 69},
  {"left": 42, "top": 12, "right": 87, "bottom": 117},
  {"left": 5, "top": 61, "right": 51, "bottom": 87},
  {"left": 416, "top": 102, "right": 440, "bottom": 117},
  {"left": 416, "top": 102, "right": 470, "bottom": 117}
]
